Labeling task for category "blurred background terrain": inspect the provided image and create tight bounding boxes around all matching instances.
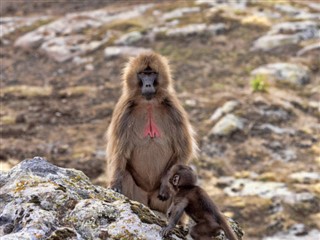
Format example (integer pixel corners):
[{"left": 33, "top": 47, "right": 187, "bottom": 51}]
[{"left": 0, "top": 0, "right": 319, "bottom": 239}]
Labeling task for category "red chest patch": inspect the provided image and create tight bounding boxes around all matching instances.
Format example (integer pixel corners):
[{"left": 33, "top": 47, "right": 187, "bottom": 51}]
[{"left": 143, "top": 104, "right": 160, "bottom": 138}]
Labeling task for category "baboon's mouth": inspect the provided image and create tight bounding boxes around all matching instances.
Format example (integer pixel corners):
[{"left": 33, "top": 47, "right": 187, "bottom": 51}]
[{"left": 144, "top": 93, "right": 155, "bottom": 100}]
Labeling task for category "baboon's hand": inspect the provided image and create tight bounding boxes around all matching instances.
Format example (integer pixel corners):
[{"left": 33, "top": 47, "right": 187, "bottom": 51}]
[
  {"left": 158, "top": 185, "right": 170, "bottom": 201},
  {"left": 160, "top": 226, "right": 172, "bottom": 237}
]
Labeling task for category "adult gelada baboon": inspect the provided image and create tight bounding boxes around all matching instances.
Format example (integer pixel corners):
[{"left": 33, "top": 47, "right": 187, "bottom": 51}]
[{"left": 106, "top": 52, "right": 197, "bottom": 212}]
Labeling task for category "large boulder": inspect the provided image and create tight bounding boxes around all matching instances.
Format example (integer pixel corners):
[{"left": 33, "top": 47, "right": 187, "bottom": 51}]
[{"left": 0, "top": 157, "right": 243, "bottom": 240}]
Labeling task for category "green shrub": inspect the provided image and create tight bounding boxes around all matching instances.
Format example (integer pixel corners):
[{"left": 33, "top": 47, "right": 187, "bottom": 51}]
[{"left": 250, "top": 75, "right": 268, "bottom": 92}]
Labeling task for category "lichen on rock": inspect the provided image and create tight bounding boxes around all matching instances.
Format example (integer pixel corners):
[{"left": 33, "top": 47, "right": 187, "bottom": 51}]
[{"left": 0, "top": 157, "right": 243, "bottom": 240}]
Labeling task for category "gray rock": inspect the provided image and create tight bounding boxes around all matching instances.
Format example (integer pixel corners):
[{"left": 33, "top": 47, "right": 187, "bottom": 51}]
[
  {"left": 72, "top": 56, "right": 93, "bottom": 65},
  {"left": 289, "top": 171, "right": 320, "bottom": 184},
  {"left": 104, "top": 46, "right": 151, "bottom": 58},
  {"left": 264, "top": 225, "right": 320, "bottom": 240},
  {"left": 252, "top": 21, "right": 319, "bottom": 51},
  {"left": 0, "top": 16, "right": 50, "bottom": 39},
  {"left": 224, "top": 178, "right": 293, "bottom": 199},
  {"left": 268, "top": 20, "right": 317, "bottom": 33},
  {"left": 210, "top": 100, "right": 240, "bottom": 122},
  {"left": 166, "top": 23, "right": 206, "bottom": 36},
  {"left": 0, "top": 157, "right": 243, "bottom": 239},
  {"left": 14, "top": 32, "right": 45, "bottom": 49},
  {"left": 272, "top": 148, "right": 297, "bottom": 162},
  {"left": 268, "top": 21, "right": 319, "bottom": 40},
  {"left": 274, "top": 4, "right": 300, "bottom": 15},
  {"left": 309, "top": 100, "right": 320, "bottom": 113},
  {"left": 115, "top": 31, "right": 143, "bottom": 45},
  {"left": 294, "top": 12, "right": 320, "bottom": 20},
  {"left": 207, "top": 23, "right": 227, "bottom": 35},
  {"left": 166, "top": 23, "right": 226, "bottom": 37},
  {"left": 14, "top": 4, "right": 153, "bottom": 61},
  {"left": 252, "top": 34, "right": 299, "bottom": 51},
  {"left": 258, "top": 106, "right": 290, "bottom": 122},
  {"left": 258, "top": 124, "right": 295, "bottom": 135},
  {"left": 297, "top": 42, "right": 320, "bottom": 56},
  {"left": 210, "top": 114, "right": 244, "bottom": 136},
  {"left": 251, "top": 63, "right": 310, "bottom": 86},
  {"left": 39, "top": 35, "right": 109, "bottom": 62},
  {"left": 195, "top": 0, "right": 248, "bottom": 9},
  {"left": 0, "top": 157, "right": 180, "bottom": 239},
  {"left": 224, "top": 178, "right": 318, "bottom": 206},
  {"left": 162, "top": 7, "right": 200, "bottom": 20},
  {"left": 305, "top": 2, "right": 320, "bottom": 11}
]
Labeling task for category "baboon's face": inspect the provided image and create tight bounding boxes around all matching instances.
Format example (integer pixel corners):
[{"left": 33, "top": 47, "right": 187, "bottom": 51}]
[
  {"left": 124, "top": 53, "right": 171, "bottom": 99},
  {"left": 137, "top": 66, "right": 158, "bottom": 100},
  {"left": 169, "top": 165, "right": 197, "bottom": 187}
]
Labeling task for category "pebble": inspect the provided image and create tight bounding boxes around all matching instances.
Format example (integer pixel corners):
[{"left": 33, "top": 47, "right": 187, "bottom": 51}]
[
  {"left": 210, "top": 100, "right": 239, "bottom": 122},
  {"left": 104, "top": 46, "right": 151, "bottom": 58},
  {"left": 252, "top": 34, "right": 299, "bottom": 51},
  {"left": 210, "top": 114, "right": 244, "bottom": 136}
]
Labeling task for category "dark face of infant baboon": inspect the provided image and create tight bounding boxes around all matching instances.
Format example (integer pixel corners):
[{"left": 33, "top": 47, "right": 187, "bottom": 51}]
[{"left": 169, "top": 164, "right": 198, "bottom": 188}]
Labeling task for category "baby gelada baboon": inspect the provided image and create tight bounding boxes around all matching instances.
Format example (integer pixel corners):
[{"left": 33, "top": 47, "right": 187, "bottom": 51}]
[{"left": 160, "top": 164, "right": 238, "bottom": 240}]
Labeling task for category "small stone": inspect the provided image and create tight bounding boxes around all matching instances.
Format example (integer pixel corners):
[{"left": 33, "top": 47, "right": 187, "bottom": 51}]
[
  {"left": 2, "top": 16, "right": 50, "bottom": 39},
  {"left": 207, "top": 23, "right": 227, "bottom": 35},
  {"left": 195, "top": 0, "right": 217, "bottom": 6},
  {"left": 224, "top": 178, "right": 293, "bottom": 200},
  {"left": 166, "top": 23, "right": 206, "bottom": 37},
  {"left": 252, "top": 34, "right": 299, "bottom": 51},
  {"left": 73, "top": 56, "right": 93, "bottom": 65},
  {"left": 267, "top": 21, "right": 319, "bottom": 41},
  {"left": 264, "top": 226, "right": 320, "bottom": 240},
  {"left": 251, "top": 63, "right": 310, "bottom": 86},
  {"left": 289, "top": 172, "right": 320, "bottom": 184},
  {"left": 210, "top": 100, "right": 239, "bottom": 122},
  {"left": 162, "top": 7, "right": 200, "bottom": 20},
  {"left": 308, "top": 101, "right": 320, "bottom": 112},
  {"left": 185, "top": 99, "right": 197, "bottom": 107},
  {"left": 275, "top": 4, "right": 300, "bottom": 15},
  {"left": 294, "top": 12, "right": 320, "bottom": 20},
  {"left": 40, "top": 35, "right": 109, "bottom": 62},
  {"left": 166, "top": 23, "right": 226, "bottom": 37},
  {"left": 210, "top": 114, "right": 244, "bottom": 136},
  {"left": 85, "top": 64, "right": 94, "bottom": 71},
  {"left": 115, "top": 31, "right": 143, "bottom": 45},
  {"left": 258, "top": 124, "right": 295, "bottom": 135},
  {"left": 14, "top": 32, "right": 45, "bottom": 49},
  {"left": 104, "top": 46, "right": 151, "bottom": 58},
  {"left": 297, "top": 42, "right": 320, "bottom": 56},
  {"left": 306, "top": 2, "right": 320, "bottom": 11},
  {"left": 268, "top": 21, "right": 318, "bottom": 35}
]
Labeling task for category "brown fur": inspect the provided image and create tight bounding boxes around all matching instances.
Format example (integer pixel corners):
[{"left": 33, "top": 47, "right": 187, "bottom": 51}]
[
  {"left": 160, "top": 164, "right": 238, "bottom": 240},
  {"left": 106, "top": 52, "right": 197, "bottom": 213}
]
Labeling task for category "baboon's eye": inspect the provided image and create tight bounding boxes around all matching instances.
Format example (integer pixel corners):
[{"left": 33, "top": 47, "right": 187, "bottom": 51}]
[{"left": 154, "top": 79, "right": 158, "bottom": 86}]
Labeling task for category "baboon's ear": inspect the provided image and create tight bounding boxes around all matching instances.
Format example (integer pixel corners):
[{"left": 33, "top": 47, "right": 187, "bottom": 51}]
[{"left": 172, "top": 174, "right": 180, "bottom": 186}]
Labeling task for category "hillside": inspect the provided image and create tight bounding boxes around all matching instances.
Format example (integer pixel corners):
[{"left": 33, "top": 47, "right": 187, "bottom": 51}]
[{"left": 1, "top": 1, "right": 319, "bottom": 239}]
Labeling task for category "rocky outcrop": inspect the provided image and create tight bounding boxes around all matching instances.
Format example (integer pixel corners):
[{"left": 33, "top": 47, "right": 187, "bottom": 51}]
[{"left": 0, "top": 157, "right": 243, "bottom": 240}]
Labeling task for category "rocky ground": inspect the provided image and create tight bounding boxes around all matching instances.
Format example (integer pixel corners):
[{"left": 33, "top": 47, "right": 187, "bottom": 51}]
[
  {"left": 0, "top": 0, "right": 319, "bottom": 239},
  {"left": 1, "top": 157, "right": 243, "bottom": 240}
]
